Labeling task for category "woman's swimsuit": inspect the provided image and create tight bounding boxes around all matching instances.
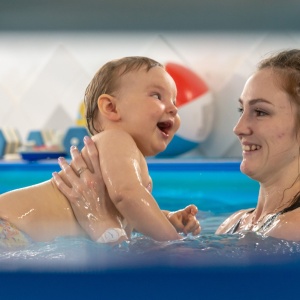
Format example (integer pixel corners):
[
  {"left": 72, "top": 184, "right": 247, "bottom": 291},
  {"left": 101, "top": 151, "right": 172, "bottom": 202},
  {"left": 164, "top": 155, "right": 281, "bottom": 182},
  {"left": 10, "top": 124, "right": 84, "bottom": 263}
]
[{"left": 226, "top": 197, "right": 300, "bottom": 234}]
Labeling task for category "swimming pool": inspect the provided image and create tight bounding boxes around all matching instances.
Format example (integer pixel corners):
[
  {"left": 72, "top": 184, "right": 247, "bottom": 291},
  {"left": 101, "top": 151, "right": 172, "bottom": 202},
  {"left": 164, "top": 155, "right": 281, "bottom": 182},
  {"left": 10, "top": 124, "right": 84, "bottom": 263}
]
[
  {"left": 0, "top": 159, "right": 257, "bottom": 236},
  {"left": 0, "top": 159, "right": 300, "bottom": 299}
]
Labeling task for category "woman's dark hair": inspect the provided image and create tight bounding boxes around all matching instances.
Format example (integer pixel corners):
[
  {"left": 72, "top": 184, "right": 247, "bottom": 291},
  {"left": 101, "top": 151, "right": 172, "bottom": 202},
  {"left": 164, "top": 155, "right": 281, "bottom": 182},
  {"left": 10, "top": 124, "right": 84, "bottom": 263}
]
[
  {"left": 258, "top": 49, "right": 300, "bottom": 129},
  {"left": 259, "top": 50, "right": 300, "bottom": 209}
]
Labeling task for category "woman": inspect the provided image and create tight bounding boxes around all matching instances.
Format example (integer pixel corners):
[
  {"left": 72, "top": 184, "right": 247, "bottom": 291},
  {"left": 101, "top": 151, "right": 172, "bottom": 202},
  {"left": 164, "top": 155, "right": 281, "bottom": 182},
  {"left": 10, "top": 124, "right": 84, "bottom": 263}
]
[
  {"left": 216, "top": 49, "right": 300, "bottom": 240},
  {"left": 54, "top": 49, "right": 300, "bottom": 241}
]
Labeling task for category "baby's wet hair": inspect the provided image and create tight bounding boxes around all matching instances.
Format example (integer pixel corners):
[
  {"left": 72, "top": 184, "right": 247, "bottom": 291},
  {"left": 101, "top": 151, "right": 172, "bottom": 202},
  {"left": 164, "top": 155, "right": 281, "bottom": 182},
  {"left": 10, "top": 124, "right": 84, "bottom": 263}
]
[{"left": 85, "top": 56, "right": 164, "bottom": 135}]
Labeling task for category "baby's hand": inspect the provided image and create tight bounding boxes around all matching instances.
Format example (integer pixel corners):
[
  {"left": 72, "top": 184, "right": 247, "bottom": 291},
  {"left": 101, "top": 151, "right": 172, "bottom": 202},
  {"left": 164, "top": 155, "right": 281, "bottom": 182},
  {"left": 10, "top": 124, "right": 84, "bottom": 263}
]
[{"left": 167, "top": 205, "right": 201, "bottom": 236}]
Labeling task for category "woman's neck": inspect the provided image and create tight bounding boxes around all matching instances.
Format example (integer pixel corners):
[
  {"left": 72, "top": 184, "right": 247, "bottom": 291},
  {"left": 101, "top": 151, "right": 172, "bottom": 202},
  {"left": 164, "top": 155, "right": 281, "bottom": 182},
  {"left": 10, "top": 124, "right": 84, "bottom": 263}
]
[{"left": 255, "top": 170, "right": 300, "bottom": 220}]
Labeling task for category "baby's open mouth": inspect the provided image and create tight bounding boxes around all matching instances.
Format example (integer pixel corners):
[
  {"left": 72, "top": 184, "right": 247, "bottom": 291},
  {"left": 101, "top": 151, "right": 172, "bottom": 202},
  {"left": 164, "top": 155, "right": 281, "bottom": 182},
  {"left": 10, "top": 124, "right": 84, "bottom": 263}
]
[{"left": 157, "top": 121, "right": 172, "bottom": 135}]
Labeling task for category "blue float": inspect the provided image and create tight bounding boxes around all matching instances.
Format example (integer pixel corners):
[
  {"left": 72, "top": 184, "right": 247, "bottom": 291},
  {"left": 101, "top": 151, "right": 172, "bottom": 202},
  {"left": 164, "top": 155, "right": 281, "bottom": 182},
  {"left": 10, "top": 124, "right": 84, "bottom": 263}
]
[{"left": 63, "top": 126, "right": 89, "bottom": 155}]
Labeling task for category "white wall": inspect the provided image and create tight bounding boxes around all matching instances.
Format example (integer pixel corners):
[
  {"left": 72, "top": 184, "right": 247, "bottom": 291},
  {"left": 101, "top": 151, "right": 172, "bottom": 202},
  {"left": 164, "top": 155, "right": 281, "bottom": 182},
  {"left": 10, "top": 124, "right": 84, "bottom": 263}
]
[{"left": 0, "top": 31, "right": 299, "bottom": 158}]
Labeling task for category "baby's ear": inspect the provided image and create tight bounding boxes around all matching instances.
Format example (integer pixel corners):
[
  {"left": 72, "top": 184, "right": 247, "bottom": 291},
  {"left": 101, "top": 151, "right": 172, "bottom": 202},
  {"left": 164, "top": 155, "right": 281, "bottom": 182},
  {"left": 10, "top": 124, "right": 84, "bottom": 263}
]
[{"left": 97, "top": 94, "right": 120, "bottom": 121}]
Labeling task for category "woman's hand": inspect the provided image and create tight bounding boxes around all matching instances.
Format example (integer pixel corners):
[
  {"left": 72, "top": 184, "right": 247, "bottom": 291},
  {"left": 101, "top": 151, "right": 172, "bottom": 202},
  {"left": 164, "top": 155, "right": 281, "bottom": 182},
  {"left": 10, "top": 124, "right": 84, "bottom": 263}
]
[
  {"left": 52, "top": 136, "right": 110, "bottom": 241},
  {"left": 165, "top": 205, "right": 201, "bottom": 236}
]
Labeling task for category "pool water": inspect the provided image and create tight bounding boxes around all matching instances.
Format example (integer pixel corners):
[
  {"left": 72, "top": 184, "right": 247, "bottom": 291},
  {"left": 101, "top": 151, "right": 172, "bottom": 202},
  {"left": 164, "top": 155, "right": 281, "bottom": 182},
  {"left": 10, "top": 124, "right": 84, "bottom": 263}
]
[
  {"left": 1, "top": 160, "right": 300, "bottom": 264},
  {"left": 1, "top": 160, "right": 300, "bottom": 299}
]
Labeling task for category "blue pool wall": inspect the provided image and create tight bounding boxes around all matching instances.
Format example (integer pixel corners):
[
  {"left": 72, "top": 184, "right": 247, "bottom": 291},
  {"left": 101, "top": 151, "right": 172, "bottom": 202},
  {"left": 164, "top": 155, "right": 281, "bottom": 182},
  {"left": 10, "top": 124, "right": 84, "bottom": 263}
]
[
  {"left": 0, "top": 159, "right": 259, "bottom": 221},
  {"left": 0, "top": 159, "right": 259, "bottom": 211},
  {"left": 0, "top": 159, "right": 248, "bottom": 188}
]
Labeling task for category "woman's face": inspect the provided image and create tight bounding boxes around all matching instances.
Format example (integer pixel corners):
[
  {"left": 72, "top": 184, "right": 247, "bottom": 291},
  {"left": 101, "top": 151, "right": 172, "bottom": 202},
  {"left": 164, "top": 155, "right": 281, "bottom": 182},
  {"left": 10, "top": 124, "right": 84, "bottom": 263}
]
[{"left": 233, "top": 68, "right": 299, "bottom": 183}]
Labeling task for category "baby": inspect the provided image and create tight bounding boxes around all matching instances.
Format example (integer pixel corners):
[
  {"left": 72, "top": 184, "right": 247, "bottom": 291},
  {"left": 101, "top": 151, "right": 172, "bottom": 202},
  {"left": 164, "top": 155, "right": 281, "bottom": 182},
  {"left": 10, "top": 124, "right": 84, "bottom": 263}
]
[{"left": 0, "top": 56, "right": 200, "bottom": 246}]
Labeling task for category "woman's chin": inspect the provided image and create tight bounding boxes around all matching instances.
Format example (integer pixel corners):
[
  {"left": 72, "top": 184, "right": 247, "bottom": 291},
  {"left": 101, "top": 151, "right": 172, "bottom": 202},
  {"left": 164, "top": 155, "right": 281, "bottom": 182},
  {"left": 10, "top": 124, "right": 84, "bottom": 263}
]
[{"left": 240, "top": 162, "right": 256, "bottom": 178}]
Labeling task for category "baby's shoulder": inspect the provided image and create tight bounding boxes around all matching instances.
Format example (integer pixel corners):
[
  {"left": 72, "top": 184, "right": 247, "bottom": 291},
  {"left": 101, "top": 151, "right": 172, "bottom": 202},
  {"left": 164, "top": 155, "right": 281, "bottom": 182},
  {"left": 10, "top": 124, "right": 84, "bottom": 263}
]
[
  {"left": 92, "top": 129, "right": 143, "bottom": 159},
  {"left": 93, "top": 129, "right": 136, "bottom": 147},
  {"left": 93, "top": 129, "right": 132, "bottom": 140}
]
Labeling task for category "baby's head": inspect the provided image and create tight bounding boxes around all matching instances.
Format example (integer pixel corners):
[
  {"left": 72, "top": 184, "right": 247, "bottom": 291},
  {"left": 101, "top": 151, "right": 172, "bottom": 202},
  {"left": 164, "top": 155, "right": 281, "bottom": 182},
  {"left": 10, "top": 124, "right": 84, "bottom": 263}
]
[{"left": 85, "top": 56, "right": 164, "bottom": 135}]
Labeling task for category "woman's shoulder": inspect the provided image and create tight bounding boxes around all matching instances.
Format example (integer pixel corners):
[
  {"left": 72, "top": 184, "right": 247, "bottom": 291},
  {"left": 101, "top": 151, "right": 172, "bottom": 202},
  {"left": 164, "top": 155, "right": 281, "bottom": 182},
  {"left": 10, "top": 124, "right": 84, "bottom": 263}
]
[
  {"left": 215, "top": 208, "right": 254, "bottom": 234},
  {"left": 267, "top": 207, "right": 300, "bottom": 241}
]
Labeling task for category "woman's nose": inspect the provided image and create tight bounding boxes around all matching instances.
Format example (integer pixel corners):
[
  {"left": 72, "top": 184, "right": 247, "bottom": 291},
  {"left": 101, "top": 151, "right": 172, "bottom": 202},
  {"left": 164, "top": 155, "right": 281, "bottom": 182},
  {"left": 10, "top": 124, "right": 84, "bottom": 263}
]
[{"left": 233, "top": 114, "right": 252, "bottom": 136}]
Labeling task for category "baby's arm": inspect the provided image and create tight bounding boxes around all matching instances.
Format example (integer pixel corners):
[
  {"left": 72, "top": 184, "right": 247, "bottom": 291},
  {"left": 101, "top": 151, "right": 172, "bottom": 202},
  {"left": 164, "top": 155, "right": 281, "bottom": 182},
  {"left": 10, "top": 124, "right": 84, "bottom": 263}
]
[
  {"left": 96, "top": 130, "right": 181, "bottom": 241},
  {"left": 53, "top": 134, "right": 182, "bottom": 242}
]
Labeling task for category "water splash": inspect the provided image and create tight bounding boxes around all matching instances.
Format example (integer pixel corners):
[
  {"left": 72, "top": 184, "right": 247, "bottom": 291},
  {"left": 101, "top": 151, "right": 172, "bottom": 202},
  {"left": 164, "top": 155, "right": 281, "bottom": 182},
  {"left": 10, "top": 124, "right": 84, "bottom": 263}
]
[{"left": 1, "top": 232, "right": 300, "bottom": 272}]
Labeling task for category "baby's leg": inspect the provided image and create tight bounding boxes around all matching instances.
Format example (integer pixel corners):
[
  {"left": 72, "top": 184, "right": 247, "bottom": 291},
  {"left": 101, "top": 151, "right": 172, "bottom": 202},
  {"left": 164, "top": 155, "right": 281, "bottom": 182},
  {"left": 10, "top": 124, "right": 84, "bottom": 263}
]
[{"left": 0, "top": 219, "right": 32, "bottom": 248}]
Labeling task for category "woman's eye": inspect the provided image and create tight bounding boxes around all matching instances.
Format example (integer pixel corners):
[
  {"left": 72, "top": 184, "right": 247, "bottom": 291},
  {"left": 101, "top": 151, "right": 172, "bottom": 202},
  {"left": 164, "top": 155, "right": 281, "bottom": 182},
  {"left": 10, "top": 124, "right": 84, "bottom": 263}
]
[
  {"left": 255, "top": 109, "right": 267, "bottom": 116},
  {"left": 237, "top": 107, "right": 244, "bottom": 114}
]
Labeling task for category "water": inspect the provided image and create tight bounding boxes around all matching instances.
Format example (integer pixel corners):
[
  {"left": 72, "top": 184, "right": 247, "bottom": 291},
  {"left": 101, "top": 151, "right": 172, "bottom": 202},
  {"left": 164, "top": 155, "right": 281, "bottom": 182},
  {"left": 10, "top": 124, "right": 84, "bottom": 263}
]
[
  {"left": 2, "top": 230, "right": 300, "bottom": 272},
  {"left": 1, "top": 161, "right": 300, "bottom": 271},
  {"left": 2, "top": 161, "right": 300, "bottom": 299}
]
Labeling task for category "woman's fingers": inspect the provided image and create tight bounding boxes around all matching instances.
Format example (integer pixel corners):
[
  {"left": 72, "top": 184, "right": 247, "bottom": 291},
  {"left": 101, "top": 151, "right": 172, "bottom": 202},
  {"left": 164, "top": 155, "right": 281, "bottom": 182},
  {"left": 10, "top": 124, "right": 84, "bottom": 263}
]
[
  {"left": 52, "top": 171, "right": 75, "bottom": 202},
  {"left": 69, "top": 145, "right": 88, "bottom": 175},
  {"left": 58, "top": 156, "right": 81, "bottom": 182},
  {"left": 84, "top": 136, "right": 102, "bottom": 178}
]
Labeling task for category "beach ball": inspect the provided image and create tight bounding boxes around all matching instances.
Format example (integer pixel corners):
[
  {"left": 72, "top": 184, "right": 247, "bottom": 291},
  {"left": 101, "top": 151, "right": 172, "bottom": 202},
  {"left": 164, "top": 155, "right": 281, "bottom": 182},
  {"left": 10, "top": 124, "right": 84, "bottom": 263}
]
[{"left": 156, "top": 62, "right": 214, "bottom": 157}]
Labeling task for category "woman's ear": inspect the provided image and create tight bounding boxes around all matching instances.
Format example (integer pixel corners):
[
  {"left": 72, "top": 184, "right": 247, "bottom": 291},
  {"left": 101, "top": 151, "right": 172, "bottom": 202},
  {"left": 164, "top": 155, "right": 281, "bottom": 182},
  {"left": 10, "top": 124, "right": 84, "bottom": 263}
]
[{"left": 97, "top": 94, "right": 121, "bottom": 121}]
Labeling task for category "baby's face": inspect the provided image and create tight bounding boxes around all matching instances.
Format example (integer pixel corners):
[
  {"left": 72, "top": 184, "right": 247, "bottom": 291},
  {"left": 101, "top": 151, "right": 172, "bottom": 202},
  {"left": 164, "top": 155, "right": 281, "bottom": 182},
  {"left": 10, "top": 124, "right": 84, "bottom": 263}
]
[{"left": 115, "top": 66, "right": 180, "bottom": 156}]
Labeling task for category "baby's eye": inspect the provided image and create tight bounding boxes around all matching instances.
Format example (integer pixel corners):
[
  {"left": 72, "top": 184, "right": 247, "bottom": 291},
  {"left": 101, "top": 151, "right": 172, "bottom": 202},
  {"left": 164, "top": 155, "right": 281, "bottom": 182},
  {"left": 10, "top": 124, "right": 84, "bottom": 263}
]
[{"left": 152, "top": 93, "right": 161, "bottom": 100}]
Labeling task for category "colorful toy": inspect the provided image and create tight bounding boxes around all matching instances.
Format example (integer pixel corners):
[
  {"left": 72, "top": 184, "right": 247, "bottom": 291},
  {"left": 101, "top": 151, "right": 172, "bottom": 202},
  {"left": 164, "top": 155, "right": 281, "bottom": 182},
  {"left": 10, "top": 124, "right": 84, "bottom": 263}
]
[
  {"left": 76, "top": 101, "right": 86, "bottom": 127},
  {"left": 0, "top": 128, "right": 21, "bottom": 158},
  {"left": 156, "top": 62, "right": 214, "bottom": 157},
  {"left": 18, "top": 129, "right": 66, "bottom": 161},
  {"left": 63, "top": 126, "right": 90, "bottom": 155}
]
